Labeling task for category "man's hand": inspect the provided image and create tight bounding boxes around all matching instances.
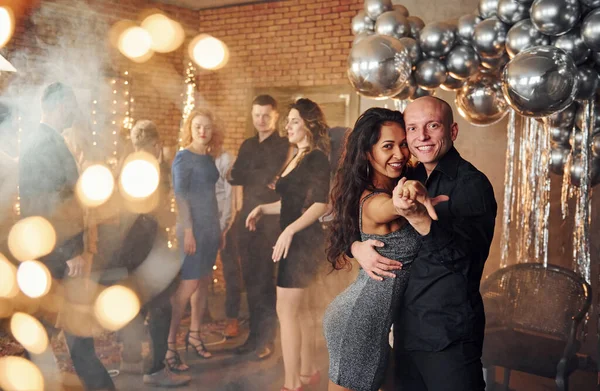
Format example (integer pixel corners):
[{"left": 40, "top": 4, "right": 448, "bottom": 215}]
[
  {"left": 350, "top": 239, "right": 402, "bottom": 281},
  {"left": 66, "top": 255, "right": 88, "bottom": 278}
]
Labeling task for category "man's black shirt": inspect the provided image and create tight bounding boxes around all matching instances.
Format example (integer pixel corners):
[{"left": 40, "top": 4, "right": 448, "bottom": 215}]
[
  {"left": 396, "top": 147, "right": 497, "bottom": 352},
  {"left": 228, "top": 131, "right": 289, "bottom": 216}
]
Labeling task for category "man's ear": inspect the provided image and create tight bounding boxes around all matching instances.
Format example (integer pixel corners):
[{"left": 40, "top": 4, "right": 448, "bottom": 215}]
[{"left": 450, "top": 122, "right": 459, "bottom": 141}]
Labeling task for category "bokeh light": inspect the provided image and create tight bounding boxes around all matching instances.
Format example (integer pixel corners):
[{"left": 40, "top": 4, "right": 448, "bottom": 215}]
[
  {"left": 0, "top": 7, "right": 15, "bottom": 48},
  {"left": 77, "top": 164, "right": 115, "bottom": 207},
  {"left": 17, "top": 260, "right": 51, "bottom": 299},
  {"left": 108, "top": 20, "right": 136, "bottom": 49},
  {"left": 118, "top": 26, "right": 153, "bottom": 59},
  {"left": 189, "top": 34, "right": 230, "bottom": 70},
  {"left": 141, "top": 13, "right": 185, "bottom": 53},
  {"left": 0, "top": 356, "right": 44, "bottom": 391},
  {"left": 8, "top": 216, "right": 56, "bottom": 262},
  {"left": 0, "top": 254, "right": 18, "bottom": 298},
  {"left": 120, "top": 151, "right": 160, "bottom": 199},
  {"left": 10, "top": 312, "right": 49, "bottom": 354},
  {"left": 94, "top": 285, "right": 140, "bottom": 331}
]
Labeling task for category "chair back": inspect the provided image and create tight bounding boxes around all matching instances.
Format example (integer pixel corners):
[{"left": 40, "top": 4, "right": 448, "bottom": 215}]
[{"left": 481, "top": 263, "right": 591, "bottom": 340}]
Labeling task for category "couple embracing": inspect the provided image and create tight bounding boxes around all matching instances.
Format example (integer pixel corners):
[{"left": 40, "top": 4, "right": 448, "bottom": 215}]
[{"left": 324, "top": 96, "right": 497, "bottom": 391}]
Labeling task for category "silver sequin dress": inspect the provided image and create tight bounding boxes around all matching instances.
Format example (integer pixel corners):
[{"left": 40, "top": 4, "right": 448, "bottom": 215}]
[{"left": 323, "top": 192, "right": 422, "bottom": 391}]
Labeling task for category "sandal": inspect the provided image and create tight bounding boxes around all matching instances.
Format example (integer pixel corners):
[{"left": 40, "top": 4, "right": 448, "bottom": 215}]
[
  {"left": 300, "top": 370, "right": 321, "bottom": 386},
  {"left": 165, "top": 343, "right": 189, "bottom": 372},
  {"left": 185, "top": 330, "right": 212, "bottom": 359}
]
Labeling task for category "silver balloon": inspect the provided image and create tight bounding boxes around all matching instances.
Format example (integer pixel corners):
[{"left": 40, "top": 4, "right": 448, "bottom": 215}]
[
  {"left": 549, "top": 144, "right": 571, "bottom": 174},
  {"left": 347, "top": 35, "right": 412, "bottom": 99},
  {"left": 375, "top": 10, "right": 411, "bottom": 39},
  {"left": 575, "top": 66, "right": 600, "bottom": 101},
  {"left": 478, "top": 0, "right": 499, "bottom": 19},
  {"left": 544, "top": 102, "right": 577, "bottom": 127},
  {"left": 455, "top": 72, "right": 509, "bottom": 125},
  {"left": 530, "top": 0, "right": 580, "bottom": 36},
  {"left": 393, "top": 75, "right": 417, "bottom": 100},
  {"left": 407, "top": 16, "right": 425, "bottom": 40},
  {"left": 549, "top": 126, "right": 572, "bottom": 144},
  {"left": 353, "top": 31, "right": 374, "bottom": 45},
  {"left": 419, "top": 22, "right": 456, "bottom": 58},
  {"left": 592, "top": 51, "right": 600, "bottom": 66},
  {"left": 582, "top": 9, "right": 600, "bottom": 52},
  {"left": 441, "top": 74, "right": 465, "bottom": 90},
  {"left": 502, "top": 45, "right": 578, "bottom": 117},
  {"left": 552, "top": 28, "right": 590, "bottom": 65},
  {"left": 497, "top": 0, "right": 530, "bottom": 25},
  {"left": 506, "top": 19, "right": 550, "bottom": 58},
  {"left": 592, "top": 133, "right": 600, "bottom": 158},
  {"left": 457, "top": 14, "right": 482, "bottom": 46},
  {"left": 570, "top": 127, "right": 583, "bottom": 152},
  {"left": 415, "top": 58, "right": 447, "bottom": 89},
  {"left": 570, "top": 155, "right": 584, "bottom": 186},
  {"left": 410, "top": 86, "right": 437, "bottom": 100},
  {"left": 352, "top": 11, "right": 375, "bottom": 35},
  {"left": 575, "top": 102, "right": 600, "bottom": 129},
  {"left": 397, "top": 37, "right": 422, "bottom": 66},
  {"left": 364, "top": 0, "right": 393, "bottom": 20},
  {"left": 516, "top": 0, "right": 534, "bottom": 3},
  {"left": 446, "top": 45, "right": 480, "bottom": 79},
  {"left": 393, "top": 4, "right": 410, "bottom": 17},
  {"left": 581, "top": 0, "right": 600, "bottom": 8},
  {"left": 473, "top": 17, "right": 509, "bottom": 59},
  {"left": 480, "top": 53, "right": 509, "bottom": 70}
]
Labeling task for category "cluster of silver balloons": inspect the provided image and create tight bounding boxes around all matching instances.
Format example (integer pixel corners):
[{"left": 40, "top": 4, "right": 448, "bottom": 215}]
[
  {"left": 547, "top": 100, "right": 600, "bottom": 186},
  {"left": 348, "top": 0, "right": 600, "bottom": 131}
]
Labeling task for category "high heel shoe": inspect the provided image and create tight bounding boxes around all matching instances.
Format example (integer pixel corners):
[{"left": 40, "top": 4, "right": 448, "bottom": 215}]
[
  {"left": 300, "top": 370, "right": 321, "bottom": 386},
  {"left": 165, "top": 343, "right": 189, "bottom": 373},
  {"left": 185, "top": 330, "right": 212, "bottom": 359}
]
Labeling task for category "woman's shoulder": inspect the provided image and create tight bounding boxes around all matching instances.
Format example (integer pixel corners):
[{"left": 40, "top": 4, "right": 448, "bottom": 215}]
[{"left": 304, "top": 148, "right": 329, "bottom": 165}]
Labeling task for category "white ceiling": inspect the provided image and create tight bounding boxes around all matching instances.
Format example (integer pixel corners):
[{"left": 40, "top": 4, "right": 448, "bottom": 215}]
[{"left": 151, "top": 0, "right": 274, "bottom": 10}]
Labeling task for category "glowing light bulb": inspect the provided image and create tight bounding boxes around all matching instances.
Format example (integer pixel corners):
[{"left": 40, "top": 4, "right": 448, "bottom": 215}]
[
  {"left": 16, "top": 260, "right": 51, "bottom": 299},
  {"left": 94, "top": 285, "right": 140, "bottom": 331},
  {"left": 120, "top": 152, "right": 160, "bottom": 199},
  {"left": 10, "top": 312, "right": 49, "bottom": 354},
  {"left": 0, "top": 254, "right": 18, "bottom": 298},
  {"left": 0, "top": 356, "right": 44, "bottom": 391},
  {"left": 77, "top": 164, "right": 115, "bottom": 207},
  {"left": 0, "top": 7, "right": 14, "bottom": 48},
  {"left": 142, "top": 13, "right": 185, "bottom": 53},
  {"left": 8, "top": 217, "right": 56, "bottom": 262},
  {"left": 189, "top": 34, "right": 229, "bottom": 70},
  {"left": 118, "top": 26, "right": 153, "bottom": 59}
]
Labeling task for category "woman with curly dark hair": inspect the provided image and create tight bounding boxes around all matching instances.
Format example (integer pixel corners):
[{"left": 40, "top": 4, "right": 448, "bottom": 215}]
[
  {"left": 323, "top": 107, "right": 447, "bottom": 391},
  {"left": 246, "top": 98, "right": 330, "bottom": 391}
]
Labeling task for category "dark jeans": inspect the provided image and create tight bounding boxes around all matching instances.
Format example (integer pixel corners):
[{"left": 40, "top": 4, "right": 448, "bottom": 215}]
[
  {"left": 27, "top": 280, "right": 115, "bottom": 391},
  {"left": 235, "top": 212, "right": 279, "bottom": 348},
  {"left": 221, "top": 222, "right": 242, "bottom": 319},
  {"left": 395, "top": 341, "right": 485, "bottom": 391},
  {"left": 120, "top": 286, "right": 173, "bottom": 375}
]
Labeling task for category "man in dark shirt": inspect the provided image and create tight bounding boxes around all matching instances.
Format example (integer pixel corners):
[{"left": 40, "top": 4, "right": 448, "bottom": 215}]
[
  {"left": 351, "top": 96, "right": 497, "bottom": 390},
  {"left": 19, "top": 82, "right": 115, "bottom": 390},
  {"left": 227, "top": 95, "right": 290, "bottom": 360}
]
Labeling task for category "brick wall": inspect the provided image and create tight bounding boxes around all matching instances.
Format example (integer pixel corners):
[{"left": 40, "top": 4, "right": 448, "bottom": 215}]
[
  {"left": 193, "top": 0, "right": 361, "bottom": 153},
  {"left": 1, "top": 0, "right": 361, "bottom": 157}
]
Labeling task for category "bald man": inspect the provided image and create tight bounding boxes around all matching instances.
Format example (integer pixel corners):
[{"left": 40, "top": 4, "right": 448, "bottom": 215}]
[{"left": 350, "top": 97, "right": 497, "bottom": 391}]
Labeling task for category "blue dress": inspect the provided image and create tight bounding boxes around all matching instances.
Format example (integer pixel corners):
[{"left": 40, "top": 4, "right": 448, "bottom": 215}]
[{"left": 172, "top": 149, "right": 220, "bottom": 280}]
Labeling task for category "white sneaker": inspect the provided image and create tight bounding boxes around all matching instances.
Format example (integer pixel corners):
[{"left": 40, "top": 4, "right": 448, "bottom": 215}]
[{"left": 143, "top": 367, "right": 191, "bottom": 388}]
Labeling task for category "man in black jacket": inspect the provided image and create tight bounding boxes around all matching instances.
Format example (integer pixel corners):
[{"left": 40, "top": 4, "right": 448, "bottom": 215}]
[
  {"left": 350, "top": 96, "right": 497, "bottom": 390},
  {"left": 19, "top": 82, "right": 115, "bottom": 390},
  {"left": 227, "top": 95, "right": 290, "bottom": 360}
]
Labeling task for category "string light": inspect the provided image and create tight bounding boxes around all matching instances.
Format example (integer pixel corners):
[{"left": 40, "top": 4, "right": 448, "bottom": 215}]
[
  {"left": 14, "top": 114, "right": 22, "bottom": 217},
  {"left": 181, "top": 62, "right": 196, "bottom": 138}
]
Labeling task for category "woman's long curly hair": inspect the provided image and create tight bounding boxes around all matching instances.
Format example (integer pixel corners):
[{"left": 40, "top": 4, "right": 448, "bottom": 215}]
[
  {"left": 326, "top": 107, "right": 406, "bottom": 270},
  {"left": 290, "top": 98, "right": 331, "bottom": 158}
]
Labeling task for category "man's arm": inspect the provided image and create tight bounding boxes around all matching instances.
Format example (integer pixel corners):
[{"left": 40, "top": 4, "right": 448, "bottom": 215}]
[{"left": 418, "top": 173, "right": 497, "bottom": 274}]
